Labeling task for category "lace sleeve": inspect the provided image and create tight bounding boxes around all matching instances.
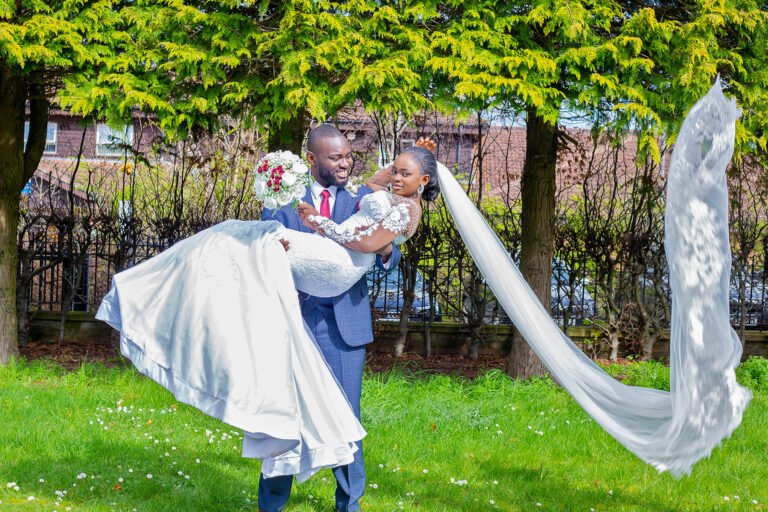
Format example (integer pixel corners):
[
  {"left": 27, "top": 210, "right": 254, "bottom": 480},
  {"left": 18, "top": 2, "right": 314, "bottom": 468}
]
[
  {"left": 365, "top": 164, "right": 393, "bottom": 192},
  {"left": 306, "top": 215, "right": 368, "bottom": 244},
  {"left": 307, "top": 195, "right": 421, "bottom": 251},
  {"left": 386, "top": 195, "right": 421, "bottom": 241}
]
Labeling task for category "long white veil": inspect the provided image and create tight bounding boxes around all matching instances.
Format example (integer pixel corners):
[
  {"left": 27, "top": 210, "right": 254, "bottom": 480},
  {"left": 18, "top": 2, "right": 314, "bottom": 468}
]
[{"left": 437, "top": 80, "right": 751, "bottom": 476}]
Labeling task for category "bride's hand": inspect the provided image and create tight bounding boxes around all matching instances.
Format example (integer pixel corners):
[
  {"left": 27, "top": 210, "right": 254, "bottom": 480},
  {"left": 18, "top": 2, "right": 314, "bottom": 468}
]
[{"left": 415, "top": 137, "right": 436, "bottom": 151}]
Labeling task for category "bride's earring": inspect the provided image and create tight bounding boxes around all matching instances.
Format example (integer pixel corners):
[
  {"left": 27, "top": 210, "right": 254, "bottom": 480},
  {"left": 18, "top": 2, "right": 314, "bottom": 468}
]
[
  {"left": 387, "top": 182, "right": 393, "bottom": 193},
  {"left": 417, "top": 183, "right": 425, "bottom": 195}
]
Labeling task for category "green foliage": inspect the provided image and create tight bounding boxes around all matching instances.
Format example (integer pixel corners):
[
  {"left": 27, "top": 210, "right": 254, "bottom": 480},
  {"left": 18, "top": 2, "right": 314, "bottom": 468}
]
[
  {"left": 736, "top": 356, "right": 768, "bottom": 393},
  {"left": 58, "top": 1, "right": 437, "bottom": 137},
  {"left": 0, "top": 0, "right": 121, "bottom": 73},
  {"left": 599, "top": 359, "right": 671, "bottom": 391}
]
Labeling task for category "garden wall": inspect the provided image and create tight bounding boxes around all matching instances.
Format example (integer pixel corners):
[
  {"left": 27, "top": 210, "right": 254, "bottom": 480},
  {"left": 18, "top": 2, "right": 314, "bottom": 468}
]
[{"left": 26, "top": 311, "right": 768, "bottom": 361}]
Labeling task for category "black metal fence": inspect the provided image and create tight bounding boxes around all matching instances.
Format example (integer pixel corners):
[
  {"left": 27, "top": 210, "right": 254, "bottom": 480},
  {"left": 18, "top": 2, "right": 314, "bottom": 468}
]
[{"left": 19, "top": 219, "right": 768, "bottom": 332}]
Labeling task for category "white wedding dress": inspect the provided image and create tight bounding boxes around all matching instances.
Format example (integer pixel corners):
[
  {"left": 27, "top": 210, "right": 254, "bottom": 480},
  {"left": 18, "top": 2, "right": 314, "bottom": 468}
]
[
  {"left": 96, "top": 190, "right": 418, "bottom": 483},
  {"left": 99, "top": 80, "right": 748, "bottom": 482}
]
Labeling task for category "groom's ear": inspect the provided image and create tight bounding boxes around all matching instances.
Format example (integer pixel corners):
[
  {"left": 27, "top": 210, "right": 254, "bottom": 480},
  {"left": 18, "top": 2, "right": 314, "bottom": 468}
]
[{"left": 306, "top": 150, "right": 317, "bottom": 167}]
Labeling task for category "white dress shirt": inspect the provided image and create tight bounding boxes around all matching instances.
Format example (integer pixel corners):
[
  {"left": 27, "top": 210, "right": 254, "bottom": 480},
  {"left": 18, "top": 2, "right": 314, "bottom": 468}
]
[{"left": 309, "top": 180, "right": 337, "bottom": 215}]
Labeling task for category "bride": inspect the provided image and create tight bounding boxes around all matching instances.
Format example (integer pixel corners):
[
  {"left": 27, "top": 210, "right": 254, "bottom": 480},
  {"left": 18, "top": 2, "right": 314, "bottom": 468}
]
[{"left": 96, "top": 140, "right": 441, "bottom": 483}]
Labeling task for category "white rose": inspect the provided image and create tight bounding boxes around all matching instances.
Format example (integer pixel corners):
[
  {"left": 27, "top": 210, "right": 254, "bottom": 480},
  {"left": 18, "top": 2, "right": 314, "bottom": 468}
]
[
  {"left": 263, "top": 196, "right": 278, "bottom": 210},
  {"left": 253, "top": 178, "right": 267, "bottom": 195},
  {"left": 278, "top": 189, "right": 292, "bottom": 205},
  {"left": 281, "top": 172, "right": 297, "bottom": 186}
]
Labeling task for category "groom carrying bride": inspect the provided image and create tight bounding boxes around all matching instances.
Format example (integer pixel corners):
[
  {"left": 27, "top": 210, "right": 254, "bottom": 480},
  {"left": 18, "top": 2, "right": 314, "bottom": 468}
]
[{"left": 259, "top": 124, "right": 401, "bottom": 512}]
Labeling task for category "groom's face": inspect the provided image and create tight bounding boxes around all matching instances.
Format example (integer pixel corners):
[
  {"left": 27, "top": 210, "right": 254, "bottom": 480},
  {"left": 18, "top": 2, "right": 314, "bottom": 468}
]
[{"left": 307, "top": 136, "right": 353, "bottom": 189}]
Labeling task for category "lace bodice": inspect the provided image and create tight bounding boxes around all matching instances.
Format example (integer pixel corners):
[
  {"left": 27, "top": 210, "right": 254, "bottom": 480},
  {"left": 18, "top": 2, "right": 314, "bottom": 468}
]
[{"left": 307, "top": 190, "right": 421, "bottom": 248}]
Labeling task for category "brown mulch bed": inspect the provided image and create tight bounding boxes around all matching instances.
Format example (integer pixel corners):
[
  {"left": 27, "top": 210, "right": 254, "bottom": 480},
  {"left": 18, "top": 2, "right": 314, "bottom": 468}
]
[
  {"left": 18, "top": 342, "right": 640, "bottom": 378},
  {"left": 19, "top": 341, "right": 126, "bottom": 371},
  {"left": 19, "top": 341, "right": 509, "bottom": 377},
  {"left": 364, "top": 352, "right": 508, "bottom": 378}
]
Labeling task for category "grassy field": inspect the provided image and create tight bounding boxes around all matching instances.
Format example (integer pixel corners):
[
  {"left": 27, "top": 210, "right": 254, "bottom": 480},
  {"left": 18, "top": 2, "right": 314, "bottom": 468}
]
[{"left": 0, "top": 357, "right": 766, "bottom": 512}]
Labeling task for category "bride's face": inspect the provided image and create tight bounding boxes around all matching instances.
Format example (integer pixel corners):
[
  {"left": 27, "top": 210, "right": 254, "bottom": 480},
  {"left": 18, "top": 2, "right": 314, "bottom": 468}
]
[{"left": 390, "top": 154, "right": 430, "bottom": 197}]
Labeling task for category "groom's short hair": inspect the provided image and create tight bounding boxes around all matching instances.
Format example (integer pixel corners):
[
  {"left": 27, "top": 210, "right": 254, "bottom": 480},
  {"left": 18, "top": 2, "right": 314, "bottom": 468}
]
[{"left": 307, "top": 124, "right": 345, "bottom": 154}]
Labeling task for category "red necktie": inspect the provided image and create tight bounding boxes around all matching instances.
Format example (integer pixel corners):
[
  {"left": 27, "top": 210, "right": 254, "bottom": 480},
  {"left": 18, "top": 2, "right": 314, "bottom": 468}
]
[{"left": 320, "top": 189, "right": 331, "bottom": 219}]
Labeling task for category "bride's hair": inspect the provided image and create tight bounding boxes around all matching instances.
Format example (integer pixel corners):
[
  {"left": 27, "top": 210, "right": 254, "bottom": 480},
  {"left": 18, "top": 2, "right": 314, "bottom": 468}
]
[{"left": 401, "top": 146, "right": 441, "bottom": 202}]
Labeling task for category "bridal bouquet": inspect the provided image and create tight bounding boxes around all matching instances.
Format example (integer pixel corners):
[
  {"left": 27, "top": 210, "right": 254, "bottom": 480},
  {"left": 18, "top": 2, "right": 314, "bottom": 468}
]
[{"left": 253, "top": 151, "right": 311, "bottom": 209}]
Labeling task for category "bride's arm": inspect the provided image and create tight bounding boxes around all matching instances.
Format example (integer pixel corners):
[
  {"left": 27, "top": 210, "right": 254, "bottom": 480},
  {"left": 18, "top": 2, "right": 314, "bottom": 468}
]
[
  {"left": 297, "top": 201, "right": 420, "bottom": 254},
  {"left": 365, "top": 165, "right": 393, "bottom": 192}
]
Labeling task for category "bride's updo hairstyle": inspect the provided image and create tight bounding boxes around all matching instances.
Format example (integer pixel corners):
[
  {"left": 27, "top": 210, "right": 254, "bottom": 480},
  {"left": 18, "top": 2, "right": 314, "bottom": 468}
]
[{"left": 401, "top": 146, "right": 441, "bottom": 202}]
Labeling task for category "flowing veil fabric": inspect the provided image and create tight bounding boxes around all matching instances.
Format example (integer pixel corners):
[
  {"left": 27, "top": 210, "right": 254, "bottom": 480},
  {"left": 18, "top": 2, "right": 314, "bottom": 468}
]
[{"left": 436, "top": 81, "right": 751, "bottom": 476}]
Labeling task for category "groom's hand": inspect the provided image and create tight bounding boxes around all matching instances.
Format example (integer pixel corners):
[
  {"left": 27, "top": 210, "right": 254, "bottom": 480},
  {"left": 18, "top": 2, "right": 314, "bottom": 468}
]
[
  {"left": 377, "top": 243, "right": 393, "bottom": 263},
  {"left": 279, "top": 239, "right": 290, "bottom": 251}
]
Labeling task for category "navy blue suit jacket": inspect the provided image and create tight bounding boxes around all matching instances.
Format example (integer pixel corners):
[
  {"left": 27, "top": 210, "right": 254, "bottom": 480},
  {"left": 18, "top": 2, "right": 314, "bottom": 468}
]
[{"left": 262, "top": 184, "right": 401, "bottom": 347}]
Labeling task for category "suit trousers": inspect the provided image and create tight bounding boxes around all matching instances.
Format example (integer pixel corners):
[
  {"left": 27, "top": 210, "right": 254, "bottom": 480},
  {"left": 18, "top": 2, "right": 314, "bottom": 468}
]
[{"left": 258, "top": 300, "right": 366, "bottom": 512}]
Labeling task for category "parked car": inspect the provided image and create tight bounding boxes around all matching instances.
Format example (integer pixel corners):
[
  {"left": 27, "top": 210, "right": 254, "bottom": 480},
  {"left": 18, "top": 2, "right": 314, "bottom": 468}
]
[
  {"left": 488, "top": 263, "right": 596, "bottom": 325},
  {"left": 729, "top": 271, "right": 768, "bottom": 329},
  {"left": 366, "top": 267, "right": 442, "bottom": 322},
  {"left": 550, "top": 264, "right": 596, "bottom": 325}
]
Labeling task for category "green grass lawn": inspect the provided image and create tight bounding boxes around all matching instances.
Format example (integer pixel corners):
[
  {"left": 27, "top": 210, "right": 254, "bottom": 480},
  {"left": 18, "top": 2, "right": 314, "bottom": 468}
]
[{"left": 0, "top": 357, "right": 766, "bottom": 512}]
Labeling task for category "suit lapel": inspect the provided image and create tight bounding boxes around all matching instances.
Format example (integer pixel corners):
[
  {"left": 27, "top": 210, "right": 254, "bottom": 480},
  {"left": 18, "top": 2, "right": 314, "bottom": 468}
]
[
  {"left": 295, "top": 186, "right": 314, "bottom": 233},
  {"left": 332, "top": 188, "right": 349, "bottom": 223},
  {"left": 302, "top": 186, "right": 313, "bottom": 206}
]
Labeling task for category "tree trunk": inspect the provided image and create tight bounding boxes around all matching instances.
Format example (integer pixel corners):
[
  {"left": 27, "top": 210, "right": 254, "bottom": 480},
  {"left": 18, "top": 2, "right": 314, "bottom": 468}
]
[
  {"left": 393, "top": 293, "right": 413, "bottom": 357},
  {"left": 0, "top": 66, "right": 25, "bottom": 365},
  {"left": 506, "top": 108, "right": 557, "bottom": 379},
  {"left": 608, "top": 327, "right": 620, "bottom": 362},
  {"left": 738, "top": 272, "right": 747, "bottom": 346},
  {"left": 393, "top": 264, "right": 417, "bottom": 357},
  {"left": 465, "top": 270, "right": 486, "bottom": 360},
  {"left": 0, "top": 195, "right": 21, "bottom": 364},
  {"left": 16, "top": 251, "right": 31, "bottom": 347},
  {"left": 268, "top": 110, "right": 307, "bottom": 154}
]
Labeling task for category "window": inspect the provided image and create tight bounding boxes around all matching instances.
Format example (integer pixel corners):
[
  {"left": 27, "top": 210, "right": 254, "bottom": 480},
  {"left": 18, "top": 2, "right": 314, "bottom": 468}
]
[
  {"left": 400, "top": 138, "right": 415, "bottom": 150},
  {"left": 96, "top": 124, "right": 134, "bottom": 157},
  {"left": 23, "top": 122, "right": 58, "bottom": 154}
]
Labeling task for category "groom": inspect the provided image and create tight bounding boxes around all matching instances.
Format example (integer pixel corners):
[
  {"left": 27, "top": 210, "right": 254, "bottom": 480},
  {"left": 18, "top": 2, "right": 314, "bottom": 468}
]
[{"left": 259, "top": 124, "right": 401, "bottom": 512}]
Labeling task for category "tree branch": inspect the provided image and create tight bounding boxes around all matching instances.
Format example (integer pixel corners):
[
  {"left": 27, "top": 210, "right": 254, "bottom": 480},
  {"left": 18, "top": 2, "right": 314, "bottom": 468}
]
[{"left": 23, "top": 78, "right": 50, "bottom": 183}]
